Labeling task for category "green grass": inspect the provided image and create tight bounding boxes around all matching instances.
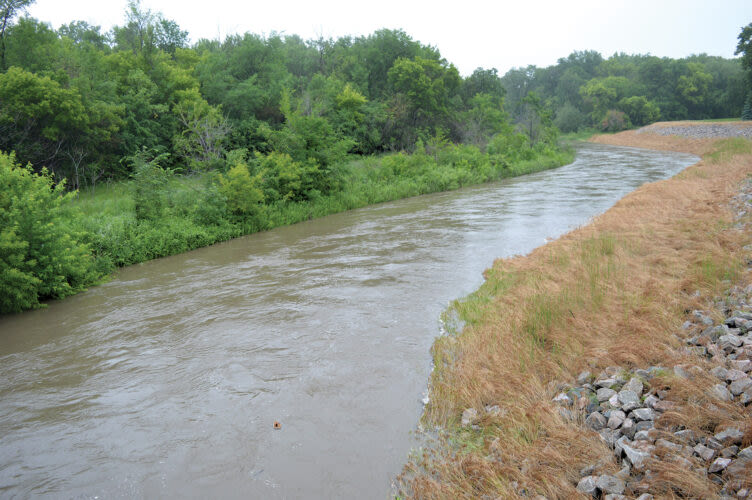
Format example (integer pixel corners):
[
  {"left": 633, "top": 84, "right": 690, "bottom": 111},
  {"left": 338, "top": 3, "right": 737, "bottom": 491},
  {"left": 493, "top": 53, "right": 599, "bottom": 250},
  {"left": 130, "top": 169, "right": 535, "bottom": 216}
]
[
  {"left": 706, "top": 137, "right": 752, "bottom": 164},
  {"left": 65, "top": 147, "right": 575, "bottom": 272}
]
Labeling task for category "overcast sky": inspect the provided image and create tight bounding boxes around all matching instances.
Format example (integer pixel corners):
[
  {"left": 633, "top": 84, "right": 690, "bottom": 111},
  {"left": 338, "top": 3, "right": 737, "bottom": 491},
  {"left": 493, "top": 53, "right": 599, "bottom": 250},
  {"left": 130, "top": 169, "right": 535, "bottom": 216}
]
[{"left": 26, "top": 0, "right": 752, "bottom": 76}]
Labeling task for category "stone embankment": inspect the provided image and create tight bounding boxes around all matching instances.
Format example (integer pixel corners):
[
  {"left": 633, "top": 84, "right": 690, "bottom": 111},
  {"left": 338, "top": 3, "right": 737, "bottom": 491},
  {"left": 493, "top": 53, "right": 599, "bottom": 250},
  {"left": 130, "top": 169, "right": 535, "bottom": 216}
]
[
  {"left": 637, "top": 122, "right": 752, "bottom": 139},
  {"left": 545, "top": 180, "right": 752, "bottom": 499}
]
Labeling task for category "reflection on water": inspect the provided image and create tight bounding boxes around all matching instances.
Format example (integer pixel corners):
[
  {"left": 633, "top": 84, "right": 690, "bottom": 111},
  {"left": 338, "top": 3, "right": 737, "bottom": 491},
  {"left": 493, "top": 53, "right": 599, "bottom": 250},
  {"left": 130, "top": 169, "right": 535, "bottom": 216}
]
[{"left": 0, "top": 144, "right": 697, "bottom": 499}]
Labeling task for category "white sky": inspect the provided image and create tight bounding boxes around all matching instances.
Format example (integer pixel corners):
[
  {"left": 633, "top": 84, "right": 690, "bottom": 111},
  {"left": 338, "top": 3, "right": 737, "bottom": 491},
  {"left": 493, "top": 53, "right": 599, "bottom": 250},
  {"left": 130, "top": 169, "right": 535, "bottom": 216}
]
[{"left": 26, "top": 0, "right": 752, "bottom": 76}]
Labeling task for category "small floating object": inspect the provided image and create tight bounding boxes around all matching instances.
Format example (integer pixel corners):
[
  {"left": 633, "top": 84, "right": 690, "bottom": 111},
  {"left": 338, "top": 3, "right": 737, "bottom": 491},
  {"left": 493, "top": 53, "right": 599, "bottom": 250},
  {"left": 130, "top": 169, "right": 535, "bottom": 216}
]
[{"left": 273, "top": 421, "right": 282, "bottom": 429}]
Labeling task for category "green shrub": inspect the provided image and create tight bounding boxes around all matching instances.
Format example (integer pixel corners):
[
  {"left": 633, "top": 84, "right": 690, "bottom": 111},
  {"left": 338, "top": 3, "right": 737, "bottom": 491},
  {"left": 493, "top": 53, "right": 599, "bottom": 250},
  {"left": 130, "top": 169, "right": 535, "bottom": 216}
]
[
  {"left": 600, "top": 109, "right": 632, "bottom": 132},
  {"left": 130, "top": 151, "right": 174, "bottom": 221},
  {"left": 0, "top": 152, "right": 103, "bottom": 313},
  {"left": 218, "top": 162, "right": 265, "bottom": 217},
  {"left": 554, "top": 103, "right": 587, "bottom": 133}
]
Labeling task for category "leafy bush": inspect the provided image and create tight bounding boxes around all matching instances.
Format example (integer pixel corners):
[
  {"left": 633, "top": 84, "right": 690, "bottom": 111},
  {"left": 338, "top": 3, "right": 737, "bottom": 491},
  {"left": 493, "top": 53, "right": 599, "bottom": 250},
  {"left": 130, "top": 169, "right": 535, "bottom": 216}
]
[
  {"left": 218, "top": 162, "right": 265, "bottom": 216},
  {"left": 617, "top": 96, "right": 660, "bottom": 126},
  {"left": 130, "top": 151, "right": 174, "bottom": 221},
  {"left": 0, "top": 152, "right": 103, "bottom": 313},
  {"left": 599, "top": 109, "right": 632, "bottom": 132},
  {"left": 554, "top": 103, "right": 587, "bottom": 133}
]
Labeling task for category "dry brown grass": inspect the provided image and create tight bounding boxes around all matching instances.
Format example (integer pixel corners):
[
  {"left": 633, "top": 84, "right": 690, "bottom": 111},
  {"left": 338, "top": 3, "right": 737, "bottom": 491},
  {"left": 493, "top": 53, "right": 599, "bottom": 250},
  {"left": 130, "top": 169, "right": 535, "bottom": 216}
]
[{"left": 397, "top": 130, "right": 752, "bottom": 499}]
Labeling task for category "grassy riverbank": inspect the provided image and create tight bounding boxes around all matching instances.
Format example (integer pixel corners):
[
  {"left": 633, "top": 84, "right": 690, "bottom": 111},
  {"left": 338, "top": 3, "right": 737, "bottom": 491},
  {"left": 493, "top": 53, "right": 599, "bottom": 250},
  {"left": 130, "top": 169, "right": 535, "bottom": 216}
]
[
  {"left": 397, "top": 122, "right": 752, "bottom": 498},
  {"left": 70, "top": 146, "right": 573, "bottom": 269},
  {"left": 1, "top": 142, "right": 573, "bottom": 314}
]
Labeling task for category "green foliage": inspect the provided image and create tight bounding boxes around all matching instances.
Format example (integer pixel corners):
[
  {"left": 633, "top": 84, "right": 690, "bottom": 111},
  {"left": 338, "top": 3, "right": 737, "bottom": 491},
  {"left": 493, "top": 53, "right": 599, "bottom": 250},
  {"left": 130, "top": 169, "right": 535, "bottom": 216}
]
[
  {"left": 130, "top": 150, "right": 173, "bottom": 220},
  {"left": 554, "top": 103, "right": 587, "bottom": 133},
  {"left": 0, "top": 151, "right": 103, "bottom": 313},
  {"left": 742, "top": 94, "right": 752, "bottom": 121},
  {"left": 218, "top": 161, "right": 264, "bottom": 216},
  {"left": 617, "top": 96, "right": 660, "bottom": 126},
  {"left": 599, "top": 109, "right": 632, "bottom": 132}
]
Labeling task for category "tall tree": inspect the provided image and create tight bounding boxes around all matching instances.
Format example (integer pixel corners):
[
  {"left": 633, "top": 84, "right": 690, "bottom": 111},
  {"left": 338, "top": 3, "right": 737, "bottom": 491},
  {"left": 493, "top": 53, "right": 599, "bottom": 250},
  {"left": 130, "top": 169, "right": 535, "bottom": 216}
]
[{"left": 0, "top": 0, "right": 34, "bottom": 70}]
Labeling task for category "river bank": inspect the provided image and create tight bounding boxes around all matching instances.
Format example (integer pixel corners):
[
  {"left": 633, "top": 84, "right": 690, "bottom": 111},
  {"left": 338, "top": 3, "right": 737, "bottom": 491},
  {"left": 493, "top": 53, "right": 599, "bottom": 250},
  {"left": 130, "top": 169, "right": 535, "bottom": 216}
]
[{"left": 398, "top": 122, "right": 752, "bottom": 499}]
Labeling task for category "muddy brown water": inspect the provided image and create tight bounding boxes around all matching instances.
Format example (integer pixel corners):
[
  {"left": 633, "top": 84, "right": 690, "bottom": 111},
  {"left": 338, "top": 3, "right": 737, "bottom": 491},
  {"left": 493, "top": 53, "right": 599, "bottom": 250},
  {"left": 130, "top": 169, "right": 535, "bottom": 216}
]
[{"left": 0, "top": 144, "right": 698, "bottom": 499}]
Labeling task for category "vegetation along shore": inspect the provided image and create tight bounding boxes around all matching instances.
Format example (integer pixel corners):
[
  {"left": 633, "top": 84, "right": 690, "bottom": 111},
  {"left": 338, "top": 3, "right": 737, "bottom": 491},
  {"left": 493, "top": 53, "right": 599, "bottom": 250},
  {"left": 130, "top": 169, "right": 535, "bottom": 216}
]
[
  {"left": 2, "top": 2, "right": 749, "bottom": 314},
  {"left": 396, "top": 122, "right": 752, "bottom": 498}
]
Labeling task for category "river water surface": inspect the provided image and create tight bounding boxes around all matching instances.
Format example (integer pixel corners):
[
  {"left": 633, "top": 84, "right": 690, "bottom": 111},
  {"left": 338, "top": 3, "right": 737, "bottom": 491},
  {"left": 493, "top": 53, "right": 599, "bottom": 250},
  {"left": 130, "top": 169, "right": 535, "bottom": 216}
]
[{"left": 0, "top": 144, "right": 697, "bottom": 499}]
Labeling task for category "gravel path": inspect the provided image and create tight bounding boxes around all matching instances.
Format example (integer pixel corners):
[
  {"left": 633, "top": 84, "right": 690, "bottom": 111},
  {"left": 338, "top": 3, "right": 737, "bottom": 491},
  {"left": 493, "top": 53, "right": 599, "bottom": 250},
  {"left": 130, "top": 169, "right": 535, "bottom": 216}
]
[{"left": 637, "top": 123, "right": 752, "bottom": 139}]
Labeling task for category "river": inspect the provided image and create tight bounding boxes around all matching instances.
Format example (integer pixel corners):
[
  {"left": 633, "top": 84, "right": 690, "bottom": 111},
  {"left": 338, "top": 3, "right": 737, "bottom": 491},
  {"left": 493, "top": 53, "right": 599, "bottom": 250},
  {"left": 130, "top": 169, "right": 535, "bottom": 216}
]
[{"left": 0, "top": 144, "right": 698, "bottom": 499}]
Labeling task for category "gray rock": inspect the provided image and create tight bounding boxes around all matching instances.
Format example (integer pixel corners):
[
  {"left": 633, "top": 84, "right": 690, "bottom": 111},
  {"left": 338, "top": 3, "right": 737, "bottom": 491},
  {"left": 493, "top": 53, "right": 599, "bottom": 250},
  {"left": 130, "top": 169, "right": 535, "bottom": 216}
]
[
  {"left": 622, "top": 440, "right": 653, "bottom": 470},
  {"left": 623, "top": 377, "right": 644, "bottom": 395},
  {"left": 577, "top": 371, "right": 592, "bottom": 385},
  {"left": 739, "top": 446, "right": 752, "bottom": 459},
  {"left": 708, "top": 457, "right": 732, "bottom": 473},
  {"left": 702, "top": 325, "right": 726, "bottom": 340},
  {"left": 461, "top": 408, "right": 479, "bottom": 426},
  {"left": 726, "top": 369, "right": 748, "bottom": 382},
  {"left": 636, "top": 495, "right": 654, "bottom": 500},
  {"left": 631, "top": 408, "right": 655, "bottom": 421},
  {"left": 694, "top": 443, "right": 716, "bottom": 461},
  {"left": 715, "top": 427, "right": 744, "bottom": 445},
  {"left": 656, "top": 438, "right": 683, "bottom": 453},
  {"left": 711, "top": 383, "right": 734, "bottom": 401},
  {"left": 730, "top": 359, "right": 752, "bottom": 372},
  {"left": 742, "top": 390, "right": 752, "bottom": 405},
  {"left": 599, "top": 428, "right": 620, "bottom": 448},
  {"left": 634, "top": 420, "right": 654, "bottom": 434},
  {"left": 720, "top": 445, "right": 739, "bottom": 458},
  {"left": 634, "top": 430, "right": 652, "bottom": 441},
  {"left": 719, "top": 334, "right": 743, "bottom": 351},
  {"left": 585, "top": 411, "right": 607, "bottom": 431},
  {"left": 485, "top": 404, "right": 503, "bottom": 417},
  {"left": 607, "top": 410, "right": 626, "bottom": 430},
  {"left": 576, "top": 475, "right": 598, "bottom": 496},
  {"left": 596, "top": 475, "right": 625, "bottom": 495},
  {"left": 620, "top": 418, "right": 635, "bottom": 439},
  {"left": 614, "top": 465, "right": 630, "bottom": 481},
  {"left": 596, "top": 378, "right": 618, "bottom": 389},
  {"left": 711, "top": 366, "right": 730, "bottom": 380},
  {"left": 644, "top": 394, "right": 659, "bottom": 409},
  {"left": 617, "top": 390, "right": 640, "bottom": 411},
  {"left": 674, "top": 429, "right": 697, "bottom": 444},
  {"left": 673, "top": 365, "right": 691, "bottom": 379},
  {"left": 706, "top": 437, "right": 725, "bottom": 450},
  {"left": 730, "top": 377, "right": 752, "bottom": 396},
  {"left": 725, "top": 457, "right": 752, "bottom": 478},
  {"left": 608, "top": 393, "right": 620, "bottom": 407},
  {"left": 597, "top": 388, "right": 617, "bottom": 402},
  {"left": 552, "top": 392, "right": 572, "bottom": 405},
  {"left": 603, "top": 495, "right": 627, "bottom": 500}
]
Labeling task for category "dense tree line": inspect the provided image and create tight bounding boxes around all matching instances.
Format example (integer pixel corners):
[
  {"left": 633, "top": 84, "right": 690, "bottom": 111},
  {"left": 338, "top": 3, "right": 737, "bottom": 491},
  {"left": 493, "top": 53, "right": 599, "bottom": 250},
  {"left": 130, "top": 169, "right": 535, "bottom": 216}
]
[
  {"left": 501, "top": 50, "right": 747, "bottom": 132},
  {"left": 0, "top": 0, "right": 546, "bottom": 188}
]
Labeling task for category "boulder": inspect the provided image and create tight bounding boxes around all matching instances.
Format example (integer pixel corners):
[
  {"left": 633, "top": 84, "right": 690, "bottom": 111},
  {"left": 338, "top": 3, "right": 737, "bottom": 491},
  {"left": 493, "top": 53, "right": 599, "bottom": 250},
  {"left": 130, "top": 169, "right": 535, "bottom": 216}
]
[
  {"left": 461, "top": 408, "right": 479, "bottom": 427},
  {"left": 623, "top": 377, "right": 644, "bottom": 396},
  {"left": 708, "top": 457, "right": 731, "bottom": 473},
  {"left": 694, "top": 443, "right": 716, "bottom": 461},
  {"left": 586, "top": 412, "right": 607, "bottom": 431},
  {"left": 607, "top": 410, "right": 626, "bottom": 430},
  {"left": 576, "top": 475, "right": 598, "bottom": 496},
  {"left": 596, "top": 388, "right": 616, "bottom": 402},
  {"left": 596, "top": 474, "right": 625, "bottom": 495},
  {"left": 714, "top": 427, "right": 744, "bottom": 445},
  {"left": 710, "top": 383, "right": 733, "bottom": 401},
  {"left": 617, "top": 390, "right": 641, "bottom": 411},
  {"left": 730, "top": 377, "right": 752, "bottom": 396},
  {"left": 631, "top": 408, "right": 655, "bottom": 421}
]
